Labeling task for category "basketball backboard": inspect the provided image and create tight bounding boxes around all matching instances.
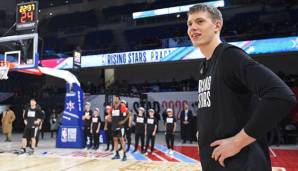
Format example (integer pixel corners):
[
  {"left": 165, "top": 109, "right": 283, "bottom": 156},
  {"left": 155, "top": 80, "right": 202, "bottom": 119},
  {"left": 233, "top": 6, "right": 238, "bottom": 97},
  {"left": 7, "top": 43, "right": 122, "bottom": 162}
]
[{"left": 0, "top": 33, "right": 38, "bottom": 71}]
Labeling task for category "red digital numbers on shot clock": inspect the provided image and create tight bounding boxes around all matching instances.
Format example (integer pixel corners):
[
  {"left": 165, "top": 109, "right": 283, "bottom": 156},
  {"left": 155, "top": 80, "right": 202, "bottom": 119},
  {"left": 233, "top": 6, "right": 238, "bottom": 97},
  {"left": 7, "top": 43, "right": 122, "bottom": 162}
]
[{"left": 16, "top": 1, "right": 38, "bottom": 30}]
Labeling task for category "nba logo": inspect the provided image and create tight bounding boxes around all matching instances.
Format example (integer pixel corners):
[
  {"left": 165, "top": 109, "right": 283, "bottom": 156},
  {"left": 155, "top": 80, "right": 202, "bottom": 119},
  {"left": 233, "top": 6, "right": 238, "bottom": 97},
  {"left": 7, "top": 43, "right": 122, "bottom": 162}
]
[
  {"left": 62, "top": 128, "right": 68, "bottom": 142},
  {"left": 99, "top": 134, "right": 103, "bottom": 144}
]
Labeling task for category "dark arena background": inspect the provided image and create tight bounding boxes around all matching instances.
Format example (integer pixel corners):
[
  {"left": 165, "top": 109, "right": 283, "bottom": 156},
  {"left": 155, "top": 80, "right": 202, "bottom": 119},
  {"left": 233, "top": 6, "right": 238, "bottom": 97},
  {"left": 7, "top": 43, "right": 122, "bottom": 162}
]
[{"left": 0, "top": 0, "right": 297, "bottom": 170}]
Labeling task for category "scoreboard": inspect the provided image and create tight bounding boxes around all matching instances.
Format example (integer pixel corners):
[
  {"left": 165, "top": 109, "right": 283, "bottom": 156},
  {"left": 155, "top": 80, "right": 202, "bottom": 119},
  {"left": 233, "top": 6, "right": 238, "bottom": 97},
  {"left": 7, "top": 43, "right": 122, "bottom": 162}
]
[{"left": 16, "top": 1, "right": 38, "bottom": 31}]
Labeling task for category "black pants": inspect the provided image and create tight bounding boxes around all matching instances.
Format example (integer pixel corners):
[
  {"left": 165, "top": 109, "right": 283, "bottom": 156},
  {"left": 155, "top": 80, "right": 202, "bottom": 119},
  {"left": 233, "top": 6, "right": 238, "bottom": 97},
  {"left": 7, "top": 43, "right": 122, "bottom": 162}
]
[
  {"left": 181, "top": 123, "right": 192, "bottom": 142},
  {"left": 84, "top": 128, "right": 92, "bottom": 148},
  {"left": 40, "top": 129, "right": 44, "bottom": 139},
  {"left": 50, "top": 130, "right": 56, "bottom": 138},
  {"left": 36, "top": 129, "right": 40, "bottom": 147},
  {"left": 200, "top": 142, "right": 271, "bottom": 171},
  {"left": 92, "top": 131, "right": 99, "bottom": 149},
  {"left": 145, "top": 133, "right": 156, "bottom": 152},
  {"left": 135, "top": 133, "right": 145, "bottom": 151},
  {"left": 105, "top": 129, "right": 114, "bottom": 149},
  {"left": 126, "top": 127, "right": 132, "bottom": 150},
  {"left": 166, "top": 133, "right": 174, "bottom": 149}
]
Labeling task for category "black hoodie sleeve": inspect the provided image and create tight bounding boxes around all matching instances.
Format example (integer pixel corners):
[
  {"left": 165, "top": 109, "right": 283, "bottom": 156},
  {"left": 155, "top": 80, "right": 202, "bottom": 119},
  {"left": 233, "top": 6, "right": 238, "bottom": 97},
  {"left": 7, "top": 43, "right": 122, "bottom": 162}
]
[{"left": 222, "top": 47, "right": 297, "bottom": 139}]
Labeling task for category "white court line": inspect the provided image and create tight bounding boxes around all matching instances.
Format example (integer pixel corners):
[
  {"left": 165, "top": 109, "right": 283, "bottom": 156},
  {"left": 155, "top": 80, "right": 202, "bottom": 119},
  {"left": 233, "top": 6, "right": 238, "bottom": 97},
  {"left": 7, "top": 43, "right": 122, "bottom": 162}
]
[{"left": 269, "top": 147, "right": 277, "bottom": 158}]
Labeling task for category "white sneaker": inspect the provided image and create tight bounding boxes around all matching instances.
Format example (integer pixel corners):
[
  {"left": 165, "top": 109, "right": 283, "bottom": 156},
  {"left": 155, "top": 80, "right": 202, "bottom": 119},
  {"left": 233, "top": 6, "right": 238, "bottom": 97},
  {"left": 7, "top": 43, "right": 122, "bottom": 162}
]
[
  {"left": 166, "top": 149, "right": 170, "bottom": 154},
  {"left": 169, "top": 150, "right": 174, "bottom": 155}
]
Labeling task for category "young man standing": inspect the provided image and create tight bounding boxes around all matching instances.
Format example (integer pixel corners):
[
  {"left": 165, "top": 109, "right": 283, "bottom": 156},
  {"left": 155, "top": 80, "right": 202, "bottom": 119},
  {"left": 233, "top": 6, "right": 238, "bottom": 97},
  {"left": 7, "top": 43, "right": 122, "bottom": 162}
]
[
  {"left": 187, "top": 4, "right": 297, "bottom": 170},
  {"left": 110, "top": 95, "right": 128, "bottom": 161},
  {"left": 20, "top": 99, "right": 42, "bottom": 154}
]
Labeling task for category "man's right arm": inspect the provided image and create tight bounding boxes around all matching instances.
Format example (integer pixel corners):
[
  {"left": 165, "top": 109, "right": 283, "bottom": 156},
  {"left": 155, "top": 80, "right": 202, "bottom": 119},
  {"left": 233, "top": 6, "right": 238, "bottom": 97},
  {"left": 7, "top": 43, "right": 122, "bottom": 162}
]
[
  {"left": 128, "top": 112, "right": 132, "bottom": 127},
  {"left": 223, "top": 47, "right": 297, "bottom": 139},
  {"left": 22, "top": 109, "right": 26, "bottom": 119},
  {"left": 23, "top": 110, "right": 27, "bottom": 125}
]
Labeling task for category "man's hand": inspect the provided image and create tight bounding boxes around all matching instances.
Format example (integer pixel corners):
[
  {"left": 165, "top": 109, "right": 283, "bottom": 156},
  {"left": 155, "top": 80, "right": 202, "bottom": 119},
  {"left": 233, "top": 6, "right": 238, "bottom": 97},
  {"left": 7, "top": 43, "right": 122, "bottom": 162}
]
[
  {"left": 106, "top": 115, "right": 112, "bottom": 122},
  {"left": 210, "top": 129, "right": 256, "bottom": 167},
  {"left": 118, "top": 120, "right": 126, "bottom": 125},
  {"left": 96, "top": 130, "right": 99, "bottom": 134},
  {"left": 34, "top": 120, "right": 40, "bottom": 125},
  {"left": 152, "top": 131, "right": 156, "bottom": 136},
  {"left": 210, "top": 136, "right": 241, "bottom": 167},
  {"left": 183, "top": 121, "right": 189, "bottom": 124}
]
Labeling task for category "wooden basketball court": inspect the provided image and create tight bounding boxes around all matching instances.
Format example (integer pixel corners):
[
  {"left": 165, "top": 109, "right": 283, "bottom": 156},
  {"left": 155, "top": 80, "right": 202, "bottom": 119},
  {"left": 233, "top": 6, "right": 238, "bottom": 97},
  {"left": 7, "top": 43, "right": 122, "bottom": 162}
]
[
  {"left": 0, "top": 135, "right": 290, "bottom": 171},
  {"left": 0, "top": 154, "right": 202, "bottom": 171},
  {"left": 0, "top": 153, "right": 288, "bottom": 171}
]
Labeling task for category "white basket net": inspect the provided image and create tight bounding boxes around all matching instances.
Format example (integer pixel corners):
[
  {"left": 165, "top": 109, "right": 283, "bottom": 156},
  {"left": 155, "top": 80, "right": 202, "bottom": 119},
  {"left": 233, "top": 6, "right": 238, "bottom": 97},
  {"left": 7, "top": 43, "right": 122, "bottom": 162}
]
[{"left": 0, "top": 62, "right": 9, "bottom": 80}]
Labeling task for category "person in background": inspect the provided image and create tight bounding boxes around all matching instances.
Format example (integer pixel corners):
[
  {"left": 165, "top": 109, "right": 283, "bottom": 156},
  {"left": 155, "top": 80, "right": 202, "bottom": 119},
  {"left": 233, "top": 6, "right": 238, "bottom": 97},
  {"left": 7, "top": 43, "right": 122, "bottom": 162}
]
[
  {"left": 82, "top": 102, "right": 93, "bottom": 150},
  {"left": 145, "top": 109, "right": 158, "bottom": 154},
  {"left": 35, "top": 106, "right": 45, "bottom": 147},
  {"left": 104, "top": 105, "right": 114, "bottom": 151},
  {"left": 50, "top": 109, "right": 58, "bottom": 138},
  {"left": 133, "top": 107, "right": 146, "bottom": 153},
  {"left": 180, "top": 102, "right": 193, "bottom": 144},
  {"left": 91, "top": 108, "right": 101, "bottom": 151},
  {"left": 2, "top": 107, "right": 16, "bottom": 142},
  {"left": 165, "top": 108, "right": 176, "bottom": 155},
  {"left": 121, "top": 100, "right": 132, "bottom": 152}
]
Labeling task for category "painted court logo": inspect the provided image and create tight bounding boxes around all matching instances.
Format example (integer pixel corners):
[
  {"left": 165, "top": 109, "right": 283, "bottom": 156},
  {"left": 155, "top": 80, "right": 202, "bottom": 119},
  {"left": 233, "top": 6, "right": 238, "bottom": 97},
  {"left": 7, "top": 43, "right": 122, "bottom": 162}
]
[{"left": 198, "top": 76, "right": 211, "bottom": 109}]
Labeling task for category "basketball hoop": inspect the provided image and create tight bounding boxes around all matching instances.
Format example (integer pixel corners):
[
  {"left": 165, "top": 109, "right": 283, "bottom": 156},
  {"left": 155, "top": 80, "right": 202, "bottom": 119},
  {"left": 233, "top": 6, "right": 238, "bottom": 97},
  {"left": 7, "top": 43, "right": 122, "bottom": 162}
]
[{"left": 0, "top": 62, "right": 9, "bottom": 80}]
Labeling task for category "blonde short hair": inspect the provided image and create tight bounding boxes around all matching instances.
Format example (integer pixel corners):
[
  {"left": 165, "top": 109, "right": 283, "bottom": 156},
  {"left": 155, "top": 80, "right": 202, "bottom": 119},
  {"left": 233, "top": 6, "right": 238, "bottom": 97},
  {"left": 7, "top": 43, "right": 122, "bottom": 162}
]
[{"left": 188, "top": 4, "right": 223, "bottom": 22}]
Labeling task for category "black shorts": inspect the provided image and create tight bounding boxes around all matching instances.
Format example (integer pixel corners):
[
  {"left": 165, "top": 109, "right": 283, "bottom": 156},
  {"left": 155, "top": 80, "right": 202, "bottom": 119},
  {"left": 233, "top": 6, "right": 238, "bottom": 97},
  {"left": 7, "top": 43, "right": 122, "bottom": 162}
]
[
  {"left": 23, "top": 127, "right": 38, "bottom": 139},
  {"left": 113, "top": 128, "right": 126, "bottom": 138}
]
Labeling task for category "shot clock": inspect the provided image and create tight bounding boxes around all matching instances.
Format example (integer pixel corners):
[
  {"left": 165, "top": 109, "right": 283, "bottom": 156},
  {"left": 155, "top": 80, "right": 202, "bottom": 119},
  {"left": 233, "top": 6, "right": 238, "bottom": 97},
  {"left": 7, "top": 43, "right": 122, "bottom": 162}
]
[{"left": 16, "top": 1, "right": 38, "bottom": 31}]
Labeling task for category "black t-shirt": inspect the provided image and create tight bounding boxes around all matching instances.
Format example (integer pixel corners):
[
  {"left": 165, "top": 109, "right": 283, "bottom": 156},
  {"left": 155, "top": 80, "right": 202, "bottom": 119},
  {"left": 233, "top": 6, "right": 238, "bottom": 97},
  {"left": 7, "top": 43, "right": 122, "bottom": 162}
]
[
  {"left": 111, "top": 103, "right": 126, "bottom": 130},
  {"left": 83, "top": 110, "right": 93, "bottom": 129},
  {"left": 197, "top": 43, "right": 296, "bottom": 169},
  {"left": 146, "top": 116, "right": 157, "bottom": 134},
  {"left": 91, "top": 115, "right": 101, "bottom": 131},
  {"left": 165, "top": 116, "right": 176, "bottom": 133},
  {"left": 24, "top": 107, "right": 42, "bottom": 128},
  {"left": 134, "top": 114, "right": 145, "bottom": 134}
]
